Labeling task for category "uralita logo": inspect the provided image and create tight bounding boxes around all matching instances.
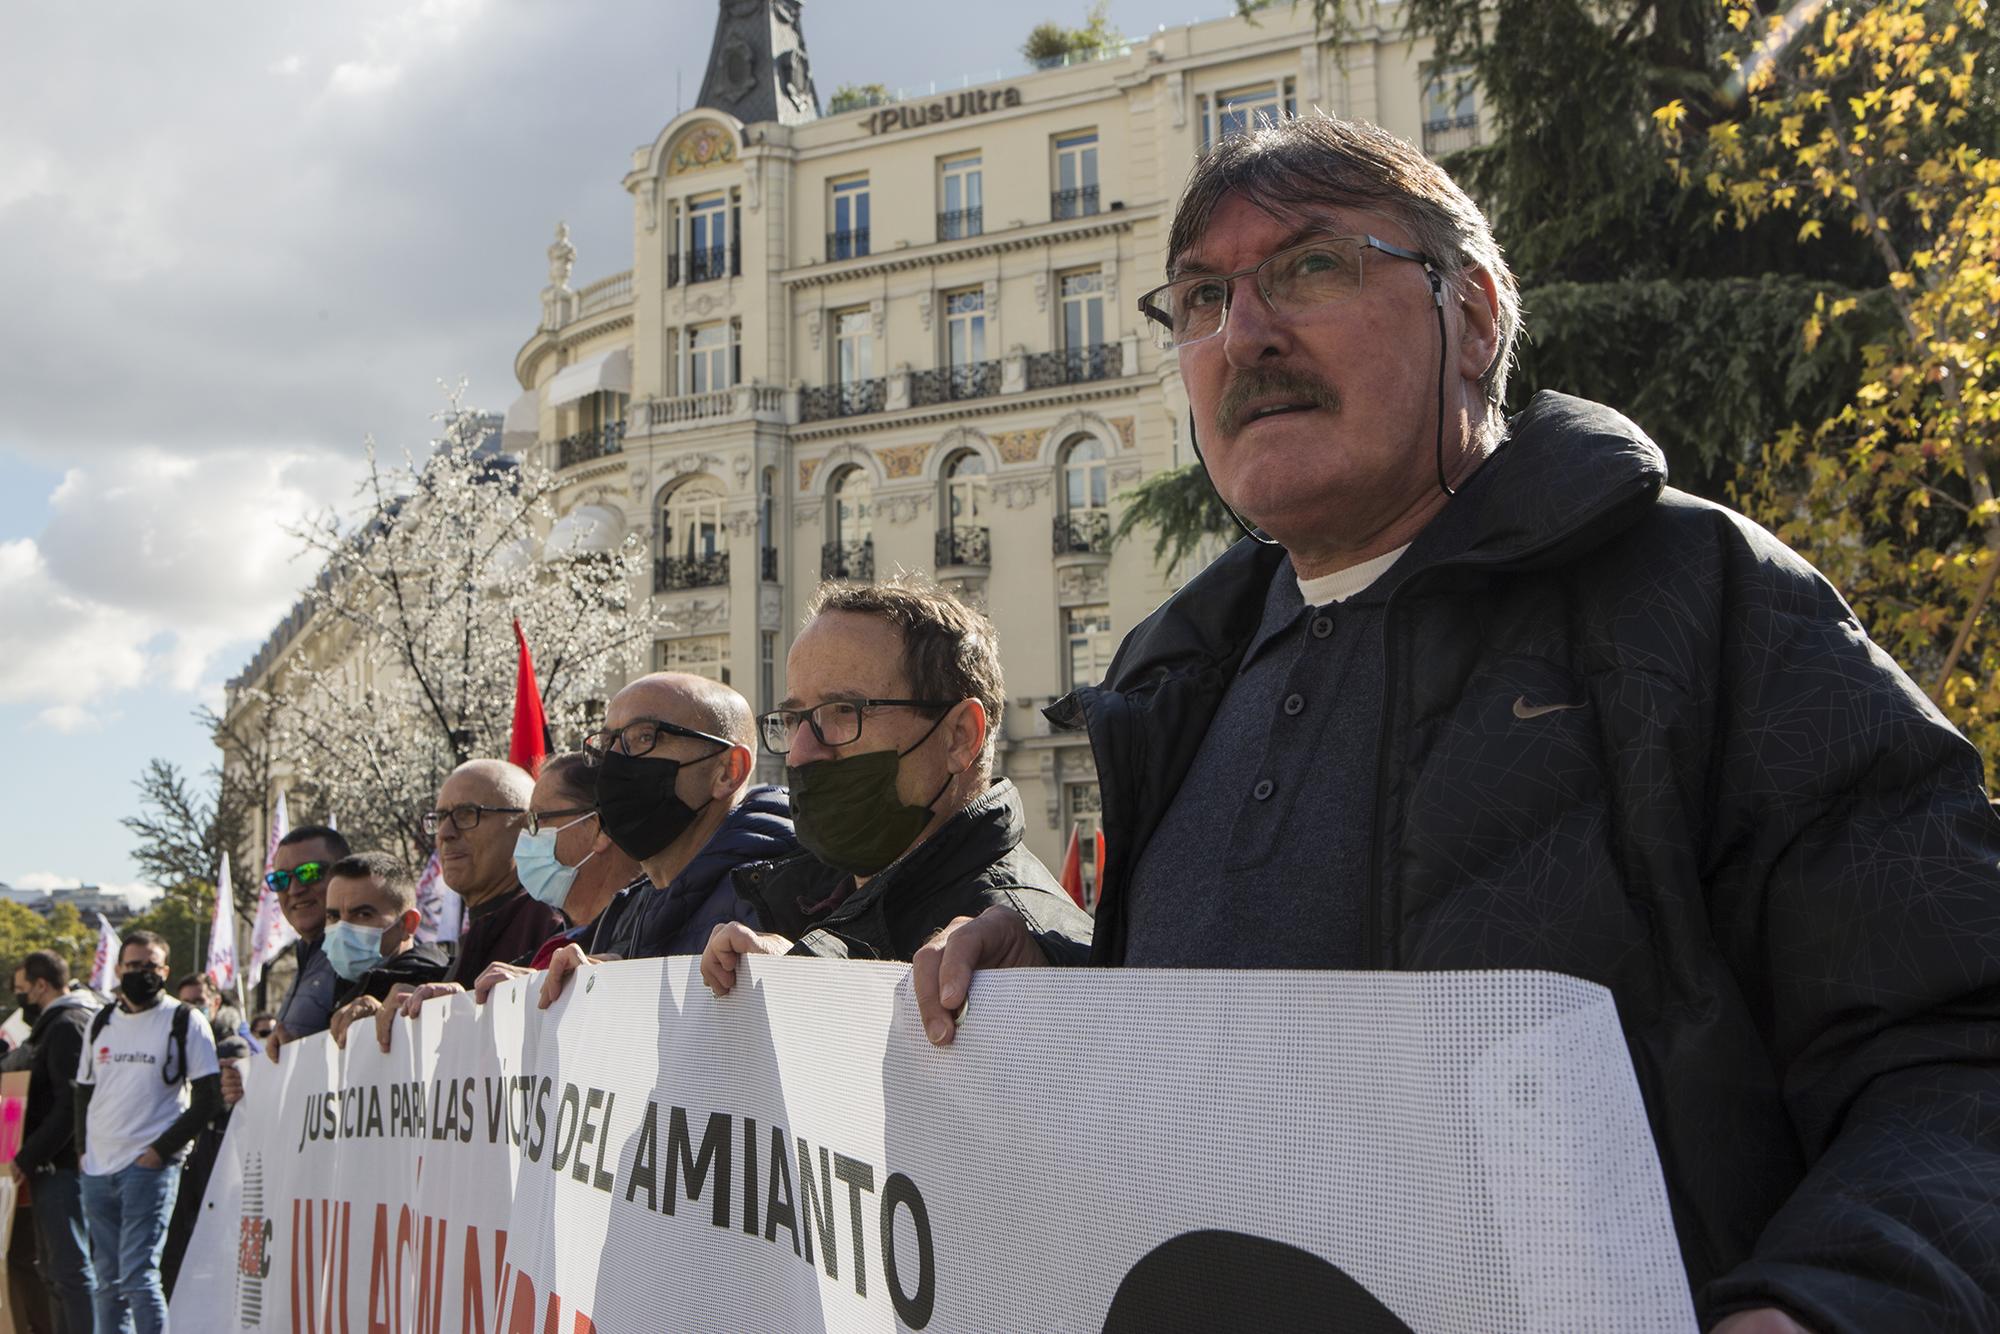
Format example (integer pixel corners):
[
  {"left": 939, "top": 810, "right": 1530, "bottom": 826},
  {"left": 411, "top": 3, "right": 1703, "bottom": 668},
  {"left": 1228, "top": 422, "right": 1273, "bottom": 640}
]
[{"left": 97, "top": 1046, "right": 109, "bottom": 1063}]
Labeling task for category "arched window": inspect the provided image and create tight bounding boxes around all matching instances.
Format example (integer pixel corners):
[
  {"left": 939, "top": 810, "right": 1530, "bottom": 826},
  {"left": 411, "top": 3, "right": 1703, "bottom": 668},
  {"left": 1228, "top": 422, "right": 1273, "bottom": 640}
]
[
  {"left": 944, "top": 450, "right": 987, "bottom": 531},
  {"left": 1061, "top": 435, "right": 1108, "bottom": 514},
  {"left": 831, "top": 466, "right": 872, "bottom": 546},
  {"left": 661, "top": 477, "right": 726, "bottom": 560}
]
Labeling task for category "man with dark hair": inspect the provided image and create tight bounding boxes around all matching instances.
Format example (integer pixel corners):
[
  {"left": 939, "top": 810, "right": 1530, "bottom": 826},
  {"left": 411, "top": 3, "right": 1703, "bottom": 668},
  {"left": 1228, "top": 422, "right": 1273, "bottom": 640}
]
[
  {"left": 319, "top": 852, "right": 448, "bottom": 1047},
  {"left": 264, "top": 822, "right": 350, "bottom": 1060},
  {"left": 913, "top": 114, "right": 2000, "bottom": 1332},
  {"left": 701, "top": 575, "right": 1091, "bottom": 992},
  {"left": 532, "top": 680, "right": 795, "bottom": 1007},
  {"left": 75, "top": 931, "right": 221, "bottom": 1334},
  {"left": 173, "top": 973, "right": 243, "bottom": 1047},
  {"left": 9, "top": 950, "right": 98, "bottom": 1334}
]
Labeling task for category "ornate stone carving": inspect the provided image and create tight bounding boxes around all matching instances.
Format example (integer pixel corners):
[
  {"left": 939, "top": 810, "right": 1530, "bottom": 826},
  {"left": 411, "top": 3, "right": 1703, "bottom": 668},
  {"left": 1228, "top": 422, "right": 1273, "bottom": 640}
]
[
  {"left": 547, "top": 222, "right": 575, "bottom": 290},
  {"left": 1058, "top": 563, "right": 1110, "bottom": 603},
  {"left": 724, "top": 507, "right": 759, "bottom": 537},
  {"left": 1165, "top": 70, "right": 1186, "bottom": 129},
  {"left": 793, "top": 500, "right": 824, "bottom": 528},
  {"left": 807, "top": 309, "right": 822, "bottom": 350},
  {"left": 798, "top": 457, "right": 822, "bottom": 492},
  {"left": 917, "top": 290, "right": 934, "bottom": 332},
  {"left": 876, "top": 490, "right": 932, "bottom": 526},
  {"left": 1033, "top": 270, "right": 1050, "bottom": 313},
  {"left": 992, "top": 428, "right": 1044, "bottom": 464},
  {"left": 759, "top": 587, "right": 781, "bottom": 629},
  {"left": 876, "top": 442, "right": 931, "bottom": 480},
  {"left": 659, "top": 593, "right": 730, "bottom": 631},
  {"left": 1110, "top": 415, "right": 1137, "bottom": 451},
  {"left": 639, "top": 182, "right": 658, "bottom": 234},
  {"left": 993, "top": 475, "right": 1053, "bottom": 510},
  {"left": 938, "top": 575, "right": 988, "bottom": 614},
  {"left": 667, "top": 123, "right": 737, "bottom": 177},
  {"left": 733, "top": 451, "right": 753, "bottom": 485},
  {"left": 1039, "top": 751, "right": 1060, "bottom": 827},
  {"left": 1109, "top": 463, "right": 1143, "bottom": 489},
  {"left": 870, "top": 297, "right": 886, "bottom": 338}
]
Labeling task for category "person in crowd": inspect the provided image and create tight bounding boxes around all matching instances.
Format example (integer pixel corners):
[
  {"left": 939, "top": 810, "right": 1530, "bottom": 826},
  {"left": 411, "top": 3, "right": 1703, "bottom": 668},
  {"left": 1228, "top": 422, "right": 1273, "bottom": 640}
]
[
  {"left": 248, "top": 1012, "right": 275, "bottom": 1045},
  {"left": 8, "top": 951, "right": 98, "bottom": 1334},
  {"left": 701, "top": 578, "right": 1092, "bottom": 996},
  {"left": 530, "top": 676, "right": 795, "bottom": 1006},
  {"left": 75, "top": 931, "right": 221, "bottom": 1334},
  {"left": 262, "top": 823, "right": 350, "bottom": 1061},
  {"left": 317, "top": 853, "right": 450, "bottom": 1048},
  {"left": 173, "top": 974, "right": 244, "bottom": 1048},
  {"left": 379, "top": 760, "right": 561, "bottom": 1049},
  {"left": 908, "top": 114, "right": 2000, "bottom": 1333}
]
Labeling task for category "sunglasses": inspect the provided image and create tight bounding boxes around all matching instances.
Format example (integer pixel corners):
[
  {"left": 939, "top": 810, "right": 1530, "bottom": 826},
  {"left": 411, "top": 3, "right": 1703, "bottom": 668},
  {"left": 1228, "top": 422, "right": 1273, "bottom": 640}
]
[{"left": 264, "top": 861, "right": 328, "bottom": 893}]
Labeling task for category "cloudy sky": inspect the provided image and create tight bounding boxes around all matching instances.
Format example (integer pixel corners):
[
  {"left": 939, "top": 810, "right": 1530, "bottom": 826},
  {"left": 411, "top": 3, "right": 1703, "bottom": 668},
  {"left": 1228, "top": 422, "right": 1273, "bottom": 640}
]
[{"left": 0, "top": 0, "right": 1208, "bottom": 899}]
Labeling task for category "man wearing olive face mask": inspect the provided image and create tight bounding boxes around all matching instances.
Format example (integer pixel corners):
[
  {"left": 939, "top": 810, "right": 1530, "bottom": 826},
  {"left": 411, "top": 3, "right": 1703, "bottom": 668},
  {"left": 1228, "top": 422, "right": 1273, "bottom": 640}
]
[
  {"left": 702, "top": 577, "right": 1092, "bottom": 994},
  {"left": 536, "top": 675, "right": 795, "bottom": 1008}
]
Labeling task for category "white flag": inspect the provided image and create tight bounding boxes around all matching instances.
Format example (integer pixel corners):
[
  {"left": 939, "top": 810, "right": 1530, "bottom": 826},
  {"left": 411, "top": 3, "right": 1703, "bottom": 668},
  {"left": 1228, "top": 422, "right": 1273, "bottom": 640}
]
[
  {"left": 414, "top": 850, "right": 462, "bottom": 944},
  {"left": 207, "top": 852, "right": 239, "bottom": 989},
  {"left": 89, "top": 912, "right": 119, "bottom": 993},
  {"left": 247, "top": 794, "right": 298, "bottom": 989}
]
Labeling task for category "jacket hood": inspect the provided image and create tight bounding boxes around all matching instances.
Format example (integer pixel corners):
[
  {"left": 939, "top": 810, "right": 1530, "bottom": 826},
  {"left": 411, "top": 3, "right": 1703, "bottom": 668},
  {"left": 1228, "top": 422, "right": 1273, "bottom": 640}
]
[
  {"left": 665, "top": 785, "right": 796, "bottom": 906},
  {"left": 28, "top": 988, "right": 98, "bottom": 1039},
  {"left": 1048, "top": 391, "right": 1667, "bottom": 728}
]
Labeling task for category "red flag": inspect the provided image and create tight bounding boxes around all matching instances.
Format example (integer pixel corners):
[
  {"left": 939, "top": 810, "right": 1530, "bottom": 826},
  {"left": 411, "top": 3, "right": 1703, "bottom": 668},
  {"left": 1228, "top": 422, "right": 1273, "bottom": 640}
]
[
  {"left": 509, "top": 618, "right": 550, "bottom": 777},
  {"left": 1093, "top": 828, "right": 1107, "bottom": 909},
  {"left": 1058, "top": 825, "right": 1085, "bottom": 909}
]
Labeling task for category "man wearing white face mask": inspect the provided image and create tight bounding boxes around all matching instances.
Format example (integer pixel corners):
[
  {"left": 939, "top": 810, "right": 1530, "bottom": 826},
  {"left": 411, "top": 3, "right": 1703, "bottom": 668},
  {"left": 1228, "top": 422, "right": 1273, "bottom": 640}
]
[{"left": 321, "top": 854, "right": 449, "bottom": 1048}]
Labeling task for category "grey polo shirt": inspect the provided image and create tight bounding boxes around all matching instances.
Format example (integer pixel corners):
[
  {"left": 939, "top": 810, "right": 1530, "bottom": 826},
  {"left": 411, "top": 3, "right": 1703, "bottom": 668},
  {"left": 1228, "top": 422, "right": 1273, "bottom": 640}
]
[
  {"left": 275, "top": 935, "right": 338, "bottom": 1038},
  {"left": 1124, "top": 552, "right": 1401, "bottom": 967}
]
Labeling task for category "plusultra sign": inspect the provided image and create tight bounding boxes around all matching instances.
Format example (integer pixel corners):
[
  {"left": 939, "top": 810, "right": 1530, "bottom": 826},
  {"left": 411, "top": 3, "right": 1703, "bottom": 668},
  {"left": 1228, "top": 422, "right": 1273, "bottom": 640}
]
[{"left": 863, "top": 87, "right": 1023, "bottom": 135}]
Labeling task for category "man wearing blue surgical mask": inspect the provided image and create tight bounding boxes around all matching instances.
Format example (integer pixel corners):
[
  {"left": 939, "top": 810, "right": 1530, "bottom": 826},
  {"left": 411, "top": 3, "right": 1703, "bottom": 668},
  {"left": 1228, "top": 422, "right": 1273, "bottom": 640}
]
[{"left": 319, "top": 854, "right": 448, "bottom": 1049}]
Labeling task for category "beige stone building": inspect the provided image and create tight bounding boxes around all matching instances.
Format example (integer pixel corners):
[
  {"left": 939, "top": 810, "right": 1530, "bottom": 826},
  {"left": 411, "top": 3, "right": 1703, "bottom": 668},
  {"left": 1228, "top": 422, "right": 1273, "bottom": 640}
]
[{"left": 230, "top": 1, "right": 1479, "bottom": 901}]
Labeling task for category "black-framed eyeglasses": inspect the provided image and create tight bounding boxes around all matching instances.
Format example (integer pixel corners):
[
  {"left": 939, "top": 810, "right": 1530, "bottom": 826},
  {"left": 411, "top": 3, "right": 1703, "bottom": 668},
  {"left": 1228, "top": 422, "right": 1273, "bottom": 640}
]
[
  {"left": 1137, "top": 233, "right": 1438, "bottom": 351},
  {"left": 523, "top": 806, "right": 597, "bottom": 838},
  {"left": 420, "top": 804, "right": 526, "bottom": 835},
  {"left": 264, "top": 861, "right": 328, "bottom": 893},
  {"left": 582, "top": 718, "right": 734, "bottom": 765},
  {"left": 757, "top": 699, "right": 954, "bottom": 755}
]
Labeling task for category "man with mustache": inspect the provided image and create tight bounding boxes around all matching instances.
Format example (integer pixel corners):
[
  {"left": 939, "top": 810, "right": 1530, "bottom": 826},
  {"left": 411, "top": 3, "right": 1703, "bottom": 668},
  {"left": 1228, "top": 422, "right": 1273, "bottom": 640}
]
[{"left": 911, "top": 114, "right": 2000, "bottom": 1333}]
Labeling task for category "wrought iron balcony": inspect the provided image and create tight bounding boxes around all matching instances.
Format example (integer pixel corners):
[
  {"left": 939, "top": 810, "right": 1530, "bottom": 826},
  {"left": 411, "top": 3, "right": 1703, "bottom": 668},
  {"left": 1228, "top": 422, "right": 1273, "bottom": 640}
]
[
  {"left": 760, "top": 546, "right": 779, "bottom": 582},
  {"left": 1052, "top": 509, "right": 1112, "bottom": 556},
  {"left": 799, "top": 378, "right": 886, "bottom": 422},
  {"left": 937, "top": 207, "right": 983, "bottom": 241},
  {"left": 911, "top": 360, "right": 1001, "bottom": 407},
  {"left": 821, "top": 537, "right": 874, "bottom": 582},
  {"left": 654, "top": 551, "right": 730, "bottom": 593},
  {"left": 826, "top": 228, "right": 870, "bottom": 261},
  {"left": 935, "top": 526, "right": 991, "bottom": 568},
  {"left": 557, "top": 420, "right": 625, "bottom": 470},
  {"left": 1026, "top": 343, "right": 1121, "bottom": 389},
  {"left": 1052, "top": 185, "right": 1100, "bottom": 220},
  {"left": 687, "top": 243, "right": 739, "bottom": 283},
  {"left": 1421, "top": 114, "right": 1480, "bottom": 157}
]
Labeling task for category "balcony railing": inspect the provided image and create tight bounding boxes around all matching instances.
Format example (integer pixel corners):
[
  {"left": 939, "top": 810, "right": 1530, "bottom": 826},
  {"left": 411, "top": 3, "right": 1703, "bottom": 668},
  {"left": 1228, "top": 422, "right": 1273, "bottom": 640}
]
[
  {"left": 642, "top": 384, "right": 786, "bottom": 430},
  {"left": 687, "top": 243, "right": 739, "bottom": 283},
  {"left": 1052, "top": 185, "right": 1100, "bottom": 220},
  {"left": 935, "top": 526, "right": 991, "bottom": 568},
  {"left": 557, "top": 421, "right": 625, "bottom": 470},
  {"left": 1052, "top": 509, "right": 1111, "bottom": 556},
  {"left": 821, "top": 537, "right": 875, "bottom": 582},
  {"left": 760, "top": 546, "right": 779, "bottom": 582},
  {"left": 654, "top": 551, "right": 730, "bottom": 593},
  {"left": 937, "top": 207, "right": 983, "bottom": 241},
  {"left": 1421, "top": 114, "right": 1480, "bottom": 157},
  {"left": 1026, "top": 343, "right": 1121, "bottom": 389},
  {"left": 800, "top": 378, "right": 886, "bottom": 422},
  {"left": 911, "top": 360, "right": 1001, "bottom": 407},
  {"left": 575, "top": 270, "right": 633, "bottom": 316},
  {"left": 827, "top": 228, "right": 870, "bottom": 261}
]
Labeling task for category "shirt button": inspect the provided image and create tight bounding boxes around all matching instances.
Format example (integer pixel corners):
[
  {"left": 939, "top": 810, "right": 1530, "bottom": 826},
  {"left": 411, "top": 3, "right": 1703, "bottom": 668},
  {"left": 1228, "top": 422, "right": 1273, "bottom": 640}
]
[
  {"left": 1283, "top": 693, "right": 1306, "bottom": 716},
  {"left": 1310, "top": 615, "right": 1334, "bottom": 639},
  {"left": 1253, "top": 778, "right": 1275, "bottom": 801}
]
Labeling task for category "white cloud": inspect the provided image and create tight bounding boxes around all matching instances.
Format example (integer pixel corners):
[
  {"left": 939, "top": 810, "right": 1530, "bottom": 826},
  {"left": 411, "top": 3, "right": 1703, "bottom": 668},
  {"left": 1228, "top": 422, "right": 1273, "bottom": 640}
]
[{"left": 269, "top": 55, "right": 305, "bottom": 77}]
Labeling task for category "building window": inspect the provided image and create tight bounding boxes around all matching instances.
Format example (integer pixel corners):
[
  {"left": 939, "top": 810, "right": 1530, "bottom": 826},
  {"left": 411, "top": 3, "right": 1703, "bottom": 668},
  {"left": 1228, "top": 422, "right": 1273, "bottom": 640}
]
[
  {"left": 760, "top": 631, "right": 777, "bottom": 712},
  {"left": 1061, "top": 269, "right": 1106, "bottom": 354},
  {"left": 661, "top": 477, "right": 726, "bottom": 561},
  {"left": 689, "top": 194, "right": 730, "bottom": 282},
  {"left": 835, "top": 307, "right": 873, "bottom": 384},
  {"left": 937, "top": 449, "right": 990, "bottom": 567},
  {"left": 832, "top": 466, "right": 872, "bottom": 547},
  {"left": 1202, "top": 79, "right": 1295, "bottom": 151},
  {"left": 689, "top": 321, "right": 732, "bottom": 394},
  {"left": 946, "top": 288, "right": 987, "bottom": 370},
  {"left": 657, "top": 634, "right": 732, "bottom": 685},
  {"left": 1065, "top": 605, "right": 1114, "bottom": 691},
  {"left": 829, "top": 176, "right": 870, "bottom": 259},
  {"left": 1422, "top": 66, "right": 1480, "bottom": 156},
  {"left": 576, "top": 390, "right": 627, "bottom": 434},
  {"left": 938, "top": 153, "right": 983, "bottom": 240},
  {"left": 1052, "top": 131, "right": 1099, "bottom": 219},
  {"left": 1054, "top": 434, "right": 1111, "bottom": 555},
  {"left": 1064, "top": 780, "right": 1105, "bottom": 907},
  {"left": 758, "top": 466, "right": 778, "bottom": 582}
]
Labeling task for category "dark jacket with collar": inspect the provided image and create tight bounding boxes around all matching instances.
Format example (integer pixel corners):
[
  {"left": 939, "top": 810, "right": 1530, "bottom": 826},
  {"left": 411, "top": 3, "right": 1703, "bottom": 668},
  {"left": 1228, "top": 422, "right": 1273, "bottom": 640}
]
[
  {"left": 12, "top": 989, "right": 99, "bottom": 1173},
  {"left": 447, "top": 886, "right": 565, "bottom": 984},
  {"left": 1049, "top": 392, "right": 2000, "bottom": 1332},
  {"left": 737, "top": 779, "right": 1093, "bottom": 962},
  {"left": 335, "top": 941, "right": 452, "bottom": 1008},
  {"left": 602, "top": 785, "right": 797, "bottom": 959}
]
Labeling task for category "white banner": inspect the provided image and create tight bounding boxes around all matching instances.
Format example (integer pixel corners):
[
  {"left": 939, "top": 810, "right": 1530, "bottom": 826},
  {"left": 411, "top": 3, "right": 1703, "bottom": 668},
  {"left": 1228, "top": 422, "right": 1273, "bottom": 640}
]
[{"left": 176, "top": 960, "right": 1696, "bottom": 1333}]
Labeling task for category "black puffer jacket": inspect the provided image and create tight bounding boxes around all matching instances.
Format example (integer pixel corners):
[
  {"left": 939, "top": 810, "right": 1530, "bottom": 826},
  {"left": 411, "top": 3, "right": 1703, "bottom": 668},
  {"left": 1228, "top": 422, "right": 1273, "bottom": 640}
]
[
  {"left": 737, "top": 779, "right": 1094, "bottom": 962},
  {"left": 1050, "top": 393, "right": 2000, "bottom": 1332}
]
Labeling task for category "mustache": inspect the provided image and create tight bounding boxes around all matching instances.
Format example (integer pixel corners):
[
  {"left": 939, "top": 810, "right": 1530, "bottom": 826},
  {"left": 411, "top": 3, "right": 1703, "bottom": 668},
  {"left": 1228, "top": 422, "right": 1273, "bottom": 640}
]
[{"left": 1216, "top": 366, "right": 1341, "bottom": 434}]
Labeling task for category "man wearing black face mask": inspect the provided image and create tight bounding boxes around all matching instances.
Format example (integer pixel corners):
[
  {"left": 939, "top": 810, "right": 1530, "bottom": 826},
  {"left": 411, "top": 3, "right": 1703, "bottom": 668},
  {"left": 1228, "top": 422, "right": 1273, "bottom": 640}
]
[
  {"left": 537, "top": 673, "right": 795, "bottom": 1007},
  {"left": 702, "top": 577, "right": 1092, "bottom": 994},
  {"left": 9, "top": 951, "right": 99, "bottom": 1334}
]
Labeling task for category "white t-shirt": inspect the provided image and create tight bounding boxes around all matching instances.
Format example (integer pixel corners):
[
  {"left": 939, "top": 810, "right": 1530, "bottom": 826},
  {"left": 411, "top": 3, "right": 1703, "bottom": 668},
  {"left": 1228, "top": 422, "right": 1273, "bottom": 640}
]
[
  {"left": 1295, "top": 543, "right": 1411, "bottom": 606},
  {"left": 75, "top": 999, "right": 221, "bottom": 1176}
]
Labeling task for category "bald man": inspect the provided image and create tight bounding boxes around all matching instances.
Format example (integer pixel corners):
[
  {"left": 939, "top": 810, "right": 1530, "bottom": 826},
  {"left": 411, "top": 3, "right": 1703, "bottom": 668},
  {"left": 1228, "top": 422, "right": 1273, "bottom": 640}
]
[
  {"left": 538, "top": 672, "right": 795, "bottom": 1006},
  {"left": 429, "top": 759, "right": 563, "bottom": 984}
]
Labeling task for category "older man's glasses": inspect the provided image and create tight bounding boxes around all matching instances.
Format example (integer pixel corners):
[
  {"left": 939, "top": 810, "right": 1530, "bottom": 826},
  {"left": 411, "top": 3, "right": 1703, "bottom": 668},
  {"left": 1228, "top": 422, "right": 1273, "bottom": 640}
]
[
  {"left": 757, "top": 699, "right": 952, "bottom": 755},
  {"left": 582, "top": 718, "right": 734, "bottom": 765},
  {"left": 263, "top": 861, "right": 328, "bottom": 893},
  {"left": 1137, "top": 233, "right": 1437, "bottom": 351},
  {"left": 420, "top": 804, "right": 525, "bottom": 835}
]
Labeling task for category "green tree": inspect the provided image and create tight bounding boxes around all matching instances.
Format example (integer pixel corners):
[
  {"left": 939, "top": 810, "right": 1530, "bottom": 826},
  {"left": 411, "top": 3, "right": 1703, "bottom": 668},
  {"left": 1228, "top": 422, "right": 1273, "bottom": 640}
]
[
  {"left": 0, "top": 901, "right": 95, "bottom": 985},
  {"left": 827, "top": 82, "right": 888, "bottom": 114},
  {"left": 1023, "top": 2, "right": 1124, "bottom": 67},
  {"left": 122, "top": 892, "right": 207, "bottom": 986},
  {"left": 120, "top": 757, "right": 260, "bottom": 919}
]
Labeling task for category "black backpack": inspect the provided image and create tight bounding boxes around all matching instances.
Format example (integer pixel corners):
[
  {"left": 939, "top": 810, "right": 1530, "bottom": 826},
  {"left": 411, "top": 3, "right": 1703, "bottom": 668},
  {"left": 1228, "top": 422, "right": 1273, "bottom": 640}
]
[{"left": 89, "top": 1000, "right": 193, "bottom": 1086}]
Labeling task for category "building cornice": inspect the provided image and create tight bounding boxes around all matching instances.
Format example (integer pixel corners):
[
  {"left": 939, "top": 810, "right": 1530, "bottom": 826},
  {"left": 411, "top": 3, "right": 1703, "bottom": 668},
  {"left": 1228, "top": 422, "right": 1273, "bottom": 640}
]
[
  {"left": 782, "top": 207, "right": 1155, "bottom": 288},
  {"left": 515, "top": 312, "right": 636, "bottom": 389}
]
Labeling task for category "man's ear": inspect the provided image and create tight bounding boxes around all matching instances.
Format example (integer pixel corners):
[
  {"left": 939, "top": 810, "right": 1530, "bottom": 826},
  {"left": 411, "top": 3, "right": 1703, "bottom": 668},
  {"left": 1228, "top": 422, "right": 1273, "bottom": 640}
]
[
  {"left": 1455, "top": 264, "right": 1502, "bottom": 387},
  {"left": 946, "top": 699, "right": 987, "bottom": 775},
  {"left": 714, "top": 743, "right": 754, "bottom": 795},
  {"left": 400, "top": 908, "right": 422, "bottom": 938}
]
